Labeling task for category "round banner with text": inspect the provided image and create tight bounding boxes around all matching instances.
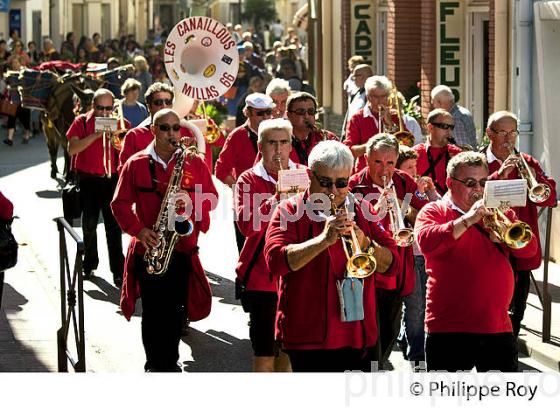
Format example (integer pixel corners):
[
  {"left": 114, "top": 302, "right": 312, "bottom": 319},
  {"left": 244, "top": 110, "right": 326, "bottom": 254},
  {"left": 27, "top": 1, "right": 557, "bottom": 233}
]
[{"left": 164, "top": 17, "right": 239, "bottom": 101}]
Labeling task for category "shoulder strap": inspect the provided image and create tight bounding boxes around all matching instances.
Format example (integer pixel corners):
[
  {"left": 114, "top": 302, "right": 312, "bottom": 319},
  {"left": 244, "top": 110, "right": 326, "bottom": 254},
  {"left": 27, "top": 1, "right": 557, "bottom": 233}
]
[
  {"left": 423, "top": 146, "right": 449, "bottom": 193},
  {"left": 244, "top": 125, "right": 258, "bottom": 154}
]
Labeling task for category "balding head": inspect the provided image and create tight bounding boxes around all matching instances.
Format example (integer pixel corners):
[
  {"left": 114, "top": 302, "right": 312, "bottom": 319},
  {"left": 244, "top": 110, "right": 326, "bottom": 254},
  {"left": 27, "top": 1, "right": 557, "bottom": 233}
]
[{"left": 431, "top": 84, "right": 455, "bottom": 110}]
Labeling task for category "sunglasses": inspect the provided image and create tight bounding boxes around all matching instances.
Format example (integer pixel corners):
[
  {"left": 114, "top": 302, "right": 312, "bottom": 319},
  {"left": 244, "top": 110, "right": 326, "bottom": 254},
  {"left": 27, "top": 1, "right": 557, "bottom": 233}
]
[
  {"left": 313, "top": 171, "right": 349, "bottom": 189},
  {"left": 151, "top": 98, "right": 173, "bottom": 106},
  {"left": 451, "top": 176, "right": 487, "bottom": 188},
  {"left": 289, "top": 108, "right": 317, "bottom": 116},
  {"left": 490, "top": 129, "right": 519, "bottom": 138},
  {"left": 431, "top": 122, "right": 455, "bottom": 130},
  {"left": 95, "top": 105, "right": 113, "bottom": 111},
  {"left": 252, "top": 109, "right": 273, "bottom": 117},
  {"left": 157, "top": 123, "right": 181, "bottom": 132}
]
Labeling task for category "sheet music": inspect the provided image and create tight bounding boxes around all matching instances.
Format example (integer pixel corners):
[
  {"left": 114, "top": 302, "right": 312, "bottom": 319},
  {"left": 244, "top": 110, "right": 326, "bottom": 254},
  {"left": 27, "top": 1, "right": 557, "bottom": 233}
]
[
  {"left": 484, "top": 179, "right": 528, "bottom": 208},
  {"left": 95, "top": 117, "right": 118, "bottom": 132},
  {"left": 277, "top": 169, "right": 310, "bottom": 193}
]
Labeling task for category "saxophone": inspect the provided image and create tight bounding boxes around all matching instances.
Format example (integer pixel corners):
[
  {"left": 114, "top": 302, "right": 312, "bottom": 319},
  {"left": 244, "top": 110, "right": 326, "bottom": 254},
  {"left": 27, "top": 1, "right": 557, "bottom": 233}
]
[{"left": 144, "top": 142, "right": 194, "bottom": 275}]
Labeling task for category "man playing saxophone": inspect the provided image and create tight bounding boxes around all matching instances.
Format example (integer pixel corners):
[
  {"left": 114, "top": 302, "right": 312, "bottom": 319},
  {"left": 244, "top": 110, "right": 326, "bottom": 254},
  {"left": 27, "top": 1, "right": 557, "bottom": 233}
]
[
  {"left": 415, "top": 152, "right": 537, "bottom": 371},
  {"left": 111, "top": 108, "right": 218, "bottom": 372},
  {"left": 264, "top": 140, "right": 400, "bottom": 372},
  {"left": 482, "top": 111, "right": 557, "bottom": 337},
  {"left": 348, "top": 133, "right": 429, "bottom": 368}
]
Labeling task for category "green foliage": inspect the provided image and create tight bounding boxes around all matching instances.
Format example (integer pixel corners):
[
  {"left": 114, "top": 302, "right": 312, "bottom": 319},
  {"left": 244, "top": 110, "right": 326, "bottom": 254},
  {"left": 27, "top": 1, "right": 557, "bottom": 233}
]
[
  {"left": 403, "top": 95, "right": 422, "bottom": 121},
  {"left": 242, "top": 0, "right": 277, "bottom": 27},
  {"left": 196, "top": 101, "right": 228, "bottom": 126}
]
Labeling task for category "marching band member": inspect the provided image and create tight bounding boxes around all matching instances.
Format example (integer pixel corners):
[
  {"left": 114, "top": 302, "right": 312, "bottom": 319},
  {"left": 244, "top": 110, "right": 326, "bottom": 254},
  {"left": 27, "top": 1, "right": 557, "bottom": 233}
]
[
  {"left": 0, "top": 191, "right": 14, "bottom": 310},
  {"left": 235, "top": 118, "right": 304, "bottom": 372},
  {"left": 348, "top": 134, "right": 428, "bottom": 368},
  {"left": 111, "top": 108, "right": 218, "bottom": 372},
  {"left": 118, "top": 82, "right": 199, "bottom": 172},
  {"left": 66, "top": 88, "right": 129, "bottom": 286},
  {"left": 344, "top": 75, "right": 400, "bottom": 173},
  {"left": 483, "top": 111, "right": 557, "bottom": 337},
  {"left": 265, "top": 78, "right": 291, "bottom": 119},
  {"left": 286, "top": 92, "right": 338, "bottom": 165},
  {"left": 413, "top": 108, "right": 462, "bottom": 196},
  {"left": 415, "top": 152, "right": 537, "bottom": 371},
  {"left": 264, "top": 140, "right": 400, "bottom": 372}
]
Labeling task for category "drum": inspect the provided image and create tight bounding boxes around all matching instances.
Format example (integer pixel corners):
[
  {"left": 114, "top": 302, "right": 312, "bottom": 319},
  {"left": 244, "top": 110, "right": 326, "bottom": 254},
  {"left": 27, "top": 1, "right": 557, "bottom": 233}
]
[{"left": 19, "top": 69, "right": 59, "bottom": 111}]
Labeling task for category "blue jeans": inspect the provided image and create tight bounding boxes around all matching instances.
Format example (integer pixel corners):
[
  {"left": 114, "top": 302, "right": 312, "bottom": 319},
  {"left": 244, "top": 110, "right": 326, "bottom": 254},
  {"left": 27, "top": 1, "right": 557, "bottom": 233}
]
[{"left": 399, "top": 255, "right": 428, "bottom": 362}]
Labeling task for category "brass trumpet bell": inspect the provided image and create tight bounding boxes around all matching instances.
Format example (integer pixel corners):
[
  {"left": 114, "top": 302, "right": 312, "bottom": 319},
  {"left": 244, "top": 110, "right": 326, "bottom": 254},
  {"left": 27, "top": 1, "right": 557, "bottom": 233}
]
[{"left": 483, "top": 209, "right": 533, "bottom": 249}]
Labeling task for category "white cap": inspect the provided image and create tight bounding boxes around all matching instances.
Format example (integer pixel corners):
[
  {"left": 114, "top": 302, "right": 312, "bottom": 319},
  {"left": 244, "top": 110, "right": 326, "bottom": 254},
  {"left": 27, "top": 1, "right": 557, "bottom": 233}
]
[{"left": 245, "top": 93, "right": 275, "bottom": 109}]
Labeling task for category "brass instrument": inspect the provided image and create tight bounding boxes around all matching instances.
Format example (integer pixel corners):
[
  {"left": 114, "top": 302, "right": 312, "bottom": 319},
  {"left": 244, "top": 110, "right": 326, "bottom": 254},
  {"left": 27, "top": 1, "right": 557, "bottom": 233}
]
[
  {"left": 144, "top": 142, "right": 194, "bottom": 275},
  {"left": 329, "top": 193, "right": 377, "bottom": 279},
  {"left": 504, "top": 143, "right": 551, "bottom": 204},
  {"left": 109, "top": 99, "right": 128, "bottom": 151},
  {"left": 382, "top": 176, "right": 414, "bottom": 247},
  {"left": 304, "top": 118, "right": 328, "bottom": 141},
  {"left": 200, "top": 100, "right": 221, "bottom": 144},
  {"left": 387, "top": 88, "right": 415, "bottom": 147},
  {"left": 482, "top": 206, "right": 533, "bottom": 249}
]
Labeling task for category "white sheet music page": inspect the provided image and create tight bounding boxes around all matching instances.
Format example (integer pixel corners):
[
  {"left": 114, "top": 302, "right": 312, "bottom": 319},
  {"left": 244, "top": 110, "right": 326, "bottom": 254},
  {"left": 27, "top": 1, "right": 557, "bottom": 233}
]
[{"left": 484, "top": 179, "right": 528, "bottom": 208}]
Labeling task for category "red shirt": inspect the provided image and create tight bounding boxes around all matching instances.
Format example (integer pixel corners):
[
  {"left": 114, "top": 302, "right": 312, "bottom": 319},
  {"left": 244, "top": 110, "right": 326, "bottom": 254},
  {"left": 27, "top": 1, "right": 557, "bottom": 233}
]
[
  {"left": 485, "top": 148, "right": 557, "bottom": 270},
  {"left": 66, "top": 111, "right": 130, "bottom": 175},
  {"left": 289, "top": 130, "right": 338, "bottom": 166},
  {"left": 111, "top": 145, "right": 218, "bottom": 321},
  {"left": 215, "top": 122, "right": 259, "bottom": 183},
  {"left": 0, "top": 191, "right": 14, "bottom": 220},
  {"left": 265, "top": 191, "right": 400, "bottom": 350},
  {"left": 235, "top": 162, "right": 307, "bottom": 292},
  {"left": 118, "top": 123, "right": 199, "bottom": 173},
  {"left": 349, "top": 168, "right": 428, "bottom": 296},
  {"left": 413, "top": 143, "right": 463, "bottom": 195},
  {"left": 415, "top": 200, "right": 537, "bottom": 333}
]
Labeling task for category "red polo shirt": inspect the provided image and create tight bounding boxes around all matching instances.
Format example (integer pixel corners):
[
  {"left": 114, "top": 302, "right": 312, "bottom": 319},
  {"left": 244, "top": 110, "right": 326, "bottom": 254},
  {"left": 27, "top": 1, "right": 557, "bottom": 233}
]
[
  {"left": 289, "top": 130, "right": 338, "bottom": 166},
  {"left": 413, "top": 143, "right": 463, "bottom": 195},
  {"left": 215, "top": 122, "right": 259, "bottom": 183}
]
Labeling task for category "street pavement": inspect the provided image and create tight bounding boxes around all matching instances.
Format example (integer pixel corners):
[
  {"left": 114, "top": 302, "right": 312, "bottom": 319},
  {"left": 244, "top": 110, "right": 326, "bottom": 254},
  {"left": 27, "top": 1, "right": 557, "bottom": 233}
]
[{"left": 0, "top": 134, "right": 556, "bottom": 373}]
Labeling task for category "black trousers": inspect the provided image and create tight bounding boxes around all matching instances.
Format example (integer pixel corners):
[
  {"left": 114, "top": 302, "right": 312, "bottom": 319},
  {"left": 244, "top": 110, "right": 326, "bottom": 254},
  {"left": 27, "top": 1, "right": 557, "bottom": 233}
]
[
  {"left": 136, "top": 252, "right": 190, "bottom": 372},
  {"left": 285, "top": 346, "right": 379, "bottom": 372},
  {"left": 425, "top": 332, "right": 518, "bottom": 372},
  {"left": 0, "top": 271, "right": 4, "bottom": 310},
  {"left": 79, "top": 174, "right": 124, "bottom": 278},
  {"left": 509, "top": 269, "right": 531, "bottom": 337},
  {"left": 376, "top": 288, "right": 403, "bottom": 367},
  {"left": 233, "top": 219, "right": 245, "bottom": 253}
]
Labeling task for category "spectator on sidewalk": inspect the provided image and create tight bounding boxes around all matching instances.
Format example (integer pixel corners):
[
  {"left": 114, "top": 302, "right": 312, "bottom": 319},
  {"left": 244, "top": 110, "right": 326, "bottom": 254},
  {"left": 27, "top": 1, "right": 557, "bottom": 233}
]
[{"left": 119, "top": 78, "right": 149, "bottom": 128}]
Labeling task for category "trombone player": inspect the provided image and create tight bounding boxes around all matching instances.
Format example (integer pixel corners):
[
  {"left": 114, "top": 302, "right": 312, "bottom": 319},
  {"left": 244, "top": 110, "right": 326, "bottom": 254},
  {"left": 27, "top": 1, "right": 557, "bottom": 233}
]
[
  {"left": 483, "top": 111, "right": 557, "bottom": 337},
  {"left": 264, "top": 140, "right": 400, "bottom": 372},
  {"left": 415, "top": 151, "right": 537, "bottom": 371},
  {"left": 348, "top": 133, "right": 429, "bottom": 368}
]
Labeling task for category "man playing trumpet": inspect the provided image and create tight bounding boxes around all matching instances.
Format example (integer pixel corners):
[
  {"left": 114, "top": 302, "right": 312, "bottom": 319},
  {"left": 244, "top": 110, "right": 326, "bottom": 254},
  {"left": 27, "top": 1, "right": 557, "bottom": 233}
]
[
  {"left": 483, "top": 111, "right": 557, "bottom": 337},
  {"left": 264, "top": 140, "right": 400, "bottom": 372},
  {"left": 415, "top": 152, "right": 537, "bottom": 371},
  {"left": 348, "top": 133, "right": 429, "bottom": 368},
  {"left": 235, "top": 118, "right": 306, "bottom": 372}
]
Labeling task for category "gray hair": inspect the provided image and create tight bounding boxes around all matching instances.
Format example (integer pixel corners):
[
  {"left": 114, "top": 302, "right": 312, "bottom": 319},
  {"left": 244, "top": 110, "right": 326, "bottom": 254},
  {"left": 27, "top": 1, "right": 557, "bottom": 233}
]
[
  {"left": 486, "top": 110, "right": 518, "bottom": 129},
  {"left": 121, "top": 78, "right": 142, "bottom": 96},
  {"left": 431, "top": 84, "right": 455, "bottom": 103},
  {"left": 257, "top": 118, "right": 293, "bottom": 144},
  {"left": 446, "top": 151, "right": 488, "bottom": 178},
  {"left": 152, "top": 108, "right": 180, "bottom": 125},
  {"left": 366, "top": 133, "right": 399, "bottom": 156},
  {"left": 308, "top": 140, "right": 354, "bottom": 174},
  {"left": 145, "top": 82, "right": 175, "bottom": 105},
  {"left": 93, "top": 88, "right": 115, "bottom": 103},
  {"left": 364, "top": 75, "right": 392, "bottom": 94},
  {"left": 265, "top": 78, "right": 291, "bottom": 96},
  {"left": 427, "top": 108, "right": 453, "bottom": 124}
]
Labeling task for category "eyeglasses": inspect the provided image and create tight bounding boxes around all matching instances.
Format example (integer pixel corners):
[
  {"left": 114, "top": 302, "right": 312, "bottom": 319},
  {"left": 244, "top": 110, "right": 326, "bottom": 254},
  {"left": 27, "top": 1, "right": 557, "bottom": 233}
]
[
  {"left": 313, "top": 171, "right": 349, "bottom": 189},
  {"left": 451, "top": 176, "right": 487, "bottom": 188},
  {"left": 95, "top": 105, "right": 113, "bottom": 111},
  {"left": 289, "top": 108, "right": 317, "bottom": 116},
  {"left": 431, "top": 122, "right": 455, "bottom": 130},
  {"left": 157, "top": 123, "right": 181, "bottom": 132},
  {"left": 490, "top": 129, "right": 519, "bottom": 138},
  {"left": 252, "top": 109, "right": 273, "bottom": 117},
  {"left": 151, "top": 98, "right": 173, "bottom": 106}
]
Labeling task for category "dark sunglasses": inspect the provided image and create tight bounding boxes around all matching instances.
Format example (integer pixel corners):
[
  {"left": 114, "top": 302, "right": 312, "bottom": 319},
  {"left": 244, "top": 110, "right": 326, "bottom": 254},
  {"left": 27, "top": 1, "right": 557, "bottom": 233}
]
[
  {"left": 289, "top": 108, "right": 317, "bottom": 116},
  {"left": 157, "top": 123, "right": 181, "bottom": 132},
  {"left": 451, "top": 176, "right": 487, "bottom": 188},
  {"left": 151, "top": 98, "right": 173, "bottom": 106},
  {"left": 95, "top": 105, "right": 113, "bottom": 111},
  {"left": 252, "top": 109, "right": 273, "bottom": 117},
  {"left": 431, "top": 122, "right": 455, "bottom": 130},
  {"left": 313, "top": 171, "right": 349, "bottom": 189}
]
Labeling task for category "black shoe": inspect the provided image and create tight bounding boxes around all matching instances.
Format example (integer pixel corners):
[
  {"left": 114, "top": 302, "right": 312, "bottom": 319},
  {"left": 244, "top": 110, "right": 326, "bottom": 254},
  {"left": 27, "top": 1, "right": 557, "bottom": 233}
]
[
  {"left": 3, "top": 139, "right": 13, "bottom": 146},
  {"left": 22, "top": 138, "right": 29, "bottom": 144},
  {"left": 113, "top": 276, "right": 123, "bottom": 288}
]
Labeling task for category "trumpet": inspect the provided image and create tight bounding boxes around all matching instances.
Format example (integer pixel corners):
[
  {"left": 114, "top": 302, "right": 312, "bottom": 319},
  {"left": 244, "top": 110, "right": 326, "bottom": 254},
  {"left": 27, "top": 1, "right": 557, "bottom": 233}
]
[
  {"left": 329, "top": 193, "right": 377, "bottom": 279},
  {"left": 109, "top": 99, "right": 128, "bottom": 151},
  {"left": 304, "top": 118, "right": 328, "bottom": 141},
  {"left": 482, "top": 206, "right": 533, "bottom": 249},
  {"left": 381, "top": 176, "right": 414, "bottom": 247},
  {"left": 387, "top": 87, "right": 415, "bottom": 147},
  {"left": 504, "top": 143, "right": 551, "bottom": 204}
]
